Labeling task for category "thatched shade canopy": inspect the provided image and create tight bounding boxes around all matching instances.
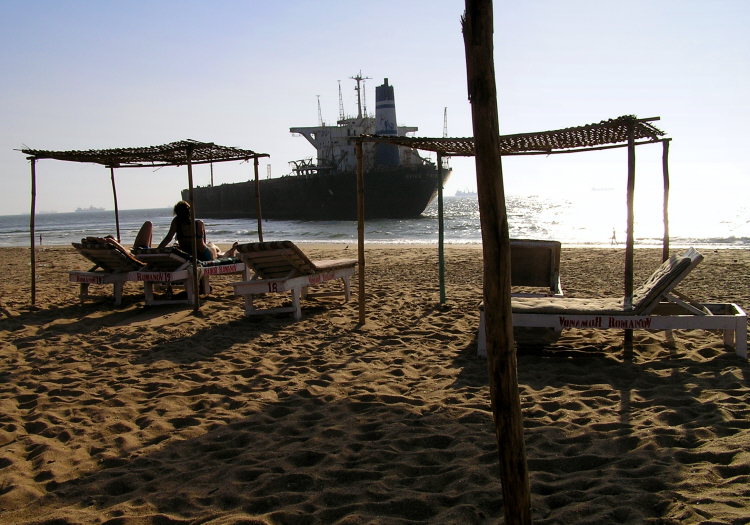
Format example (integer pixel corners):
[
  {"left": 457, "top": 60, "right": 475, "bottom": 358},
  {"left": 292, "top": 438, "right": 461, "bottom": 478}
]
[
  {"left": 357, "top": 115, "right": 665, "bottom": 156},
  {"left": 21, "top": 139, "right": 268, "bottom": 168},
  {"left": 21, "top": 139, "right": 269, "bottom": 310},
  {"left": 352, "top": 115, "right": 671, "bottom": 322}
]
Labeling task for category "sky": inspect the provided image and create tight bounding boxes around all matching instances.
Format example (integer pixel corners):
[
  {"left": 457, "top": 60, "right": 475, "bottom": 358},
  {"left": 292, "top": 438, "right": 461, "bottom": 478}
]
[{"left": 1, "top": 0, "right": 748, "bottom": 217}]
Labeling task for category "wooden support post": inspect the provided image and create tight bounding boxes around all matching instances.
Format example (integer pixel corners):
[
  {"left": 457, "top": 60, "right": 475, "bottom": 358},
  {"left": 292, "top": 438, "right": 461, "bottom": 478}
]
[
  {"left": 356, "top": 141, "right": 366, "bottom": 325},
  {"left": 661, "top": 140, "right": 670, "bottom": 262},
  {"left": 185, "top": 145, "right": 201, "bottom": 311},
  {"left": 463, "top": 1, "right": 531, "bottom": 523},
  {"left": 437, "top": 152, "right": 446, "bottom": 304},
  {"left": 110, "top": 167, "right": 121, "bottom": 242},
  {"left": 29, "top": 158, "right": 37, "bottom": 307},
  {"left": 254, "top": 157, "right": 263, "bottom": 242},
  {"left": 624, "top": 121, "right": 636, "bottom": 346}
]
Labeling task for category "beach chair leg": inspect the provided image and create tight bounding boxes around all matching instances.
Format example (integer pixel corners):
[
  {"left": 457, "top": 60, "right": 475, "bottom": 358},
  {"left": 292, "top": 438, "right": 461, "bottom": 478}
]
[
  {"left": 144, "top": 282, "right": 155, "bottom": 305},
  {"left": 244, "top": 294, "right": 255, "bottom": 315},
  {"left": 342, "top": 276, "right": 351, "bottom": 301},
  {"left": 664, "top": 329, "right": 675, "bottom": 348},
  {"left": 200, "top": 275, "right": 210, "bottom": 295},
  {"left": 734, "top": 321, "right": 747, "bottom": 359},
  {"left": 79, "top": 283, "right": 89, "bottom": 303},
  {"left": 113, "top": 282, "right": 124, "bottom": 306},
  {"left": 292, "top": 287, "right": 302, "bottom": 320}
]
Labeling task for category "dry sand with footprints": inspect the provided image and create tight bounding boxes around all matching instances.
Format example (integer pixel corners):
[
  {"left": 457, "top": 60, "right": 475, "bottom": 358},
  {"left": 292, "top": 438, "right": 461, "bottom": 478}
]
[{"left": 0, "top": 244, "right": 748, "bottom": 524}]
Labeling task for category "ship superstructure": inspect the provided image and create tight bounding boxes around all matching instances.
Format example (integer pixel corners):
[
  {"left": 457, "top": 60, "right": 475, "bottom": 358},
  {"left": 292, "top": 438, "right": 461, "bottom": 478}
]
[
  {"left": 186, "top": 74, "right": 450, "bottom": 220},
  {"left": 289, "top": 75, "right": 426, "bottom": 175}
]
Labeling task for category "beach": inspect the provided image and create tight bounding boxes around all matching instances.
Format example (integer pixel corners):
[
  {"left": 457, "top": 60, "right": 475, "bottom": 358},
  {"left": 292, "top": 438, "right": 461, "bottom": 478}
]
[{"left": 0, "top": 244, "right": 748, "bottom": 524}]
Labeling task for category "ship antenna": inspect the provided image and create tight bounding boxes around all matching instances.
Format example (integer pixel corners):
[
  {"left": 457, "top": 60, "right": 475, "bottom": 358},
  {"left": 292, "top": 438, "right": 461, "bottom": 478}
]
[
  {"left": 338, "top": 80, "right": 345, "bottom": 120},
  {"left": 351, "top": 70, "right": 371, "bottom": 119},
  {"left": 443, "top": 107, "right": 448, "bottom": 138},
  {"left": 362, "top": 79, "right": 368, "bottom": 117},
  {"left": 317, "top": 95, "right": 324, "bottom": 126}
]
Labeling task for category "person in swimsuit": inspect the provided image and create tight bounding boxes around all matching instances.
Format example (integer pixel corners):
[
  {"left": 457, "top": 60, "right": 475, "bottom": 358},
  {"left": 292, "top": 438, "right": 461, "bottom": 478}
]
[
  {"left": 158, "top": 201, "right": 238, "bottom": 261},
  {"left": 158, "top": 200, "right": 214, "bottom": 261}
]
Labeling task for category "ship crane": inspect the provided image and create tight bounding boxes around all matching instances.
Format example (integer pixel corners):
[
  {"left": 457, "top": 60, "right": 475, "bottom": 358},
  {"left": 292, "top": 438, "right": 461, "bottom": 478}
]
[
  {"left": 351, "top": 71, "right": 371, "bottom": 119},
  {"left": 338, "top": 80, "right": 345, "bottom": 121}
]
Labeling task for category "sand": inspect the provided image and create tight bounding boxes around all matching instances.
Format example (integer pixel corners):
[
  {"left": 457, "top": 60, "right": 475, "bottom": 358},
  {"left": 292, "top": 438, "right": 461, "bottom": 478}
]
[{"left": 0, "top": 244, "right": 748, "bottom": 524}]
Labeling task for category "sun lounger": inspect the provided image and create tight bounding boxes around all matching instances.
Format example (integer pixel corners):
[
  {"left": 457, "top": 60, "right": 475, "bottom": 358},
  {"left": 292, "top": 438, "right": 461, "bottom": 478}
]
[
  {"left": 133, "top": 247, "right": 248, "bottom": 306},
  {"left": 507, "top": 239, "right": 563, "bottom": 296},
  {"left": 231, "top": 241, "right": 357, "bottom": 319},
  {"left": 478, "top": 239, "right": 564, "bottom": 350},
  {"left": 70, "top": 237, "right": 146, "bottom": 305},
  {"left": 479, "top": 247, "right": 748, "bottom": 358}
]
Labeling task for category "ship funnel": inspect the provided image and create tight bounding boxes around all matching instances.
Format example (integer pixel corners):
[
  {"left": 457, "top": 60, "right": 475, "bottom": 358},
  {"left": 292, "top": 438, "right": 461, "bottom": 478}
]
[{"left": 375, "top": 78, "right": 400, "bottom": 167}]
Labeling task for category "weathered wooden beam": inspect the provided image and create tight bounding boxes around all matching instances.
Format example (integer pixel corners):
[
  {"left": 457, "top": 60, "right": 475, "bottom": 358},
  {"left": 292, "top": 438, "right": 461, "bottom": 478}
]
[
  {"left": 437, "top": 152, "right": 446, "bottom": 304},
  {"left": 662, "top": 139, "right": 671, "bottom": 262},
  {"left": 463, "top": 1, "right": 532, "bottom": 523},
  {"left": 110, "top": 167, "right": 121, "bottom": 243},
  {"left": 29, "top": 158, "right": 37, "bottom": 307},
  {"left": 185, "top": 145, "right": 201, "bottom": 311},
  {"left": 254, "top": 157, "right": 263, "bottom": 242},
  {"left": 356, "top": 141, "right": 366, "bottom": 325}
]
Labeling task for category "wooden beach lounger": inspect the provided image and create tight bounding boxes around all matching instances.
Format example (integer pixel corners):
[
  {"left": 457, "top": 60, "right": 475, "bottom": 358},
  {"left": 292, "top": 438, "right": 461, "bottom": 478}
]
[
  {"left": 478, "top": 239, "right": 564, "bottom": 351},
  {"left": 479, "top": 247, "right": 748, "bottom": 358},
  {"left": 70, "top": 237, "right": 146, "bottom": 305},
  {"left": 133, "top": 247, "right": 248, "bottom": 306},
  {"left": 231, "top": 241, "right": 357, "bottom": 320}
]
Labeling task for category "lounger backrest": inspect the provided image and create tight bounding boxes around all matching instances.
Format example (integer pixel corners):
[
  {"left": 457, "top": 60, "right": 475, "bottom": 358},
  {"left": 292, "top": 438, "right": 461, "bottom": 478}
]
[
  {"left": 632, "top": 248, "right": 703, "bottom": 313},
  {"left": 73, "top": 237, "right": 145, "bottom": 272},
  {"left": 509, "top": 239, "right": 562, "bottom": 294},
  {"left": 132, "top": 247, "right": 192, "bottom": 271},
  {"left": 235, "top": 241, "right": 316, "bottom": 278}
]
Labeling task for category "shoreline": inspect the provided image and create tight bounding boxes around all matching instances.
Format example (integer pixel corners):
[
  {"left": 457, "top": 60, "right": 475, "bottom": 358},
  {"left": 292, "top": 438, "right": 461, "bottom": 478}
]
[{"left": 1, "top": 244, "right": 748, "bottom": 523}]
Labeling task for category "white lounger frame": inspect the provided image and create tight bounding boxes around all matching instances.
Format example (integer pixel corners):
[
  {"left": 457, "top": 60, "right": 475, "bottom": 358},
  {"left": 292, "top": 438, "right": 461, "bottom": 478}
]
[{"left": 232, "top": 267, "right": 354, "bottom": 320}]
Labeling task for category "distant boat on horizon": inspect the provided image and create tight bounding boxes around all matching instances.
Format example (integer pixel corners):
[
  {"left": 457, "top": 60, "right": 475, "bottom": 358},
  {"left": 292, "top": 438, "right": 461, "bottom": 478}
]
[
  {"left": 75, "top": 205, "right": 105, "bottom": 213},
  {"left": 454, "top": 189, "right": 477, "bottom": 197}
]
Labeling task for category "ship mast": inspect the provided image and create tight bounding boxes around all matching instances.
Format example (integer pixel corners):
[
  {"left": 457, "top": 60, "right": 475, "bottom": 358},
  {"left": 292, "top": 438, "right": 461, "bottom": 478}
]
[
  {"left": 338, "top": 80, "right": 345, "bottom": 120},
  {"left": 351, "top": 71, "right": 371, "bottom": 119}
]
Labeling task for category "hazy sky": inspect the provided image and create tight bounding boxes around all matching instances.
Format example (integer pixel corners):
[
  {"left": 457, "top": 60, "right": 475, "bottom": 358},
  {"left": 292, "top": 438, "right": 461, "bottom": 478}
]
[{"left": 1, "top": 1, "right": 748, "bottom": 215}]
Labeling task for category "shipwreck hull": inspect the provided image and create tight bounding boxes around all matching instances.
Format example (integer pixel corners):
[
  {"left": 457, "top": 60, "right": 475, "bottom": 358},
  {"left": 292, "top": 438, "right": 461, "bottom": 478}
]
[{"left": 185, "top": 165, "right": 451, "bottom": 221}]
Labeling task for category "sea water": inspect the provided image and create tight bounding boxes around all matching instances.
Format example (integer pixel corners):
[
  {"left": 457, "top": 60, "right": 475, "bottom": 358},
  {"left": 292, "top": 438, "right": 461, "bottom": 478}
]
[{"left": 0, "top": 194, "right": 747, "bottom": 248}]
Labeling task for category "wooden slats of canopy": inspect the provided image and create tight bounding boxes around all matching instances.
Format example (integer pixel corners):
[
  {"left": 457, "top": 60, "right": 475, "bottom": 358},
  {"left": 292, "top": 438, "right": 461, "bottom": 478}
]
[
  {"left": 21, "top": 139, "right": 269, "bottom": 310},
  {"left": 357, "top": 115, "right": 666, "bottom": 156},
  {"left": 352, "top": 114, "right": 672, "bottom": 327},
  {"left": 21, "top": 139, "right": 268, "bottom": 168}
]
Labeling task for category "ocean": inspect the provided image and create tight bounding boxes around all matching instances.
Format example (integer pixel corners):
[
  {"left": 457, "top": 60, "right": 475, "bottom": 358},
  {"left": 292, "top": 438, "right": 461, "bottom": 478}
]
[{"left": 1, "top": 194, "right": 747, "bottom": 249}]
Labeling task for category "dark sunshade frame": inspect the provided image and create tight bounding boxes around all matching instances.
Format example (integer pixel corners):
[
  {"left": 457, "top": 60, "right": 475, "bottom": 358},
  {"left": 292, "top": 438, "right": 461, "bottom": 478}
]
[
  {"left": 352, "top": 115, "right": 671, "bottom": 322},
  {"left": 21, "top": 139, "right": 269, "bottom": 310}
]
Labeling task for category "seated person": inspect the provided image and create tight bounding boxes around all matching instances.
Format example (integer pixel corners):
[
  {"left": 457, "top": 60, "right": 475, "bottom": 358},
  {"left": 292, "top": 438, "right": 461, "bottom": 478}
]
[
  {"left": 133, "top": 221, "right": 153, "bottom": 250},
  {"left": 158, "top": 200, "right": 237, "bottom": 261}
]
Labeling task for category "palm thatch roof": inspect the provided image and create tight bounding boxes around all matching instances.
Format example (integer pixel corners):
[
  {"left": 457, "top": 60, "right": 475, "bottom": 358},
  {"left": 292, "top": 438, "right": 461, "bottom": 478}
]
[
  {"left": 20, "top": 139, "right": 268, "bottom": 168},
  {"left": 356, "top": 115, "right": 666, "bottom": 156}
]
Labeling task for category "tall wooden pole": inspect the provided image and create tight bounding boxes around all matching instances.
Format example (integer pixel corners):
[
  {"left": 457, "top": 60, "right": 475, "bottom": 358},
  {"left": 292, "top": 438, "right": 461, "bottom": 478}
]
[
  {"left": 254, "top": 157, "right": 263, "bottom": 242},
  {"left": 624, "top": 121, "right": 636, "bottom": 346},
  {"left": 437, "top": 152, "right": 446, "bottom": 304},
  {"left": 463, "top": 1, "right": 531, "bottom": 523},
  {"left": 356, "top": 141, "right": 366, "bottom": 325},
  {"left": 110, "top": 167, "right": 121, "bottom": 242},
  {"left": 661, "top": 140, "right": 670, "bottom": 262},
  {"left": 186, "top": 145, "right": 201, "bottom": 311},
  {"left": 29, "top": 158, "right": 37, "bottom": 307}
]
